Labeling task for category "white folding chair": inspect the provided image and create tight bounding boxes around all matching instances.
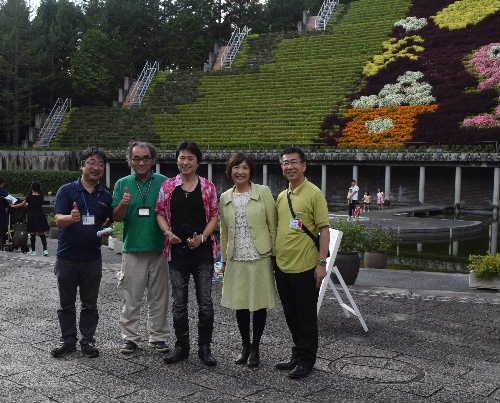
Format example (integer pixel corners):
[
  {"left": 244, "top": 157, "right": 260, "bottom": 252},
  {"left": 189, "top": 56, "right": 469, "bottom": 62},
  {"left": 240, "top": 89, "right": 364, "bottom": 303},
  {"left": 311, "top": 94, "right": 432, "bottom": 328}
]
[{"left": 317, "top": 228, "right": 368, "bottom": 332}]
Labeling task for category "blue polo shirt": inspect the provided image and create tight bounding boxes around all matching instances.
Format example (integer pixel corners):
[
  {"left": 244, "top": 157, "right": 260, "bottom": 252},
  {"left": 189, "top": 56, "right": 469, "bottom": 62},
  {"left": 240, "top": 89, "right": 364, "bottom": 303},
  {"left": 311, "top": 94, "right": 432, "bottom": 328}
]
[{"left": 55, "top": 180, "right": 113, "bottom": 261}]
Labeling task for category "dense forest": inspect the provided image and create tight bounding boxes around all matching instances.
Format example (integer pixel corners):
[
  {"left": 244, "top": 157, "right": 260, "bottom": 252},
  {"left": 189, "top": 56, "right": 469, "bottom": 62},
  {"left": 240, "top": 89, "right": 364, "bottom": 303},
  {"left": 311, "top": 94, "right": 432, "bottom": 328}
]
[{"left": 0, "top": 0, "right": 323, "bottom": 145}]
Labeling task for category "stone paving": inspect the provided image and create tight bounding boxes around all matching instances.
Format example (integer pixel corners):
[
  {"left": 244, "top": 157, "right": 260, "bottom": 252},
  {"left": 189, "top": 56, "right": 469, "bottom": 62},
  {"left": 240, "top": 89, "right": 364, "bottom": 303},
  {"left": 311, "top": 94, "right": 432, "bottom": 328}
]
[{"left": 0, "top": 246, "right": 499, "bottom": 402}]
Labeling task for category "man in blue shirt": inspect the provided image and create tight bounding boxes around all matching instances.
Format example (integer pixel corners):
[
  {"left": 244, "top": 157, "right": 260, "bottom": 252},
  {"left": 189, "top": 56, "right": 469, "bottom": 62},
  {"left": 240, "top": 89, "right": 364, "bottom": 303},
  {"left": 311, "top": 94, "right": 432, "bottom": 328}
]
[{"left": 51, "top": 148, "right": 113, "bottom": 358}]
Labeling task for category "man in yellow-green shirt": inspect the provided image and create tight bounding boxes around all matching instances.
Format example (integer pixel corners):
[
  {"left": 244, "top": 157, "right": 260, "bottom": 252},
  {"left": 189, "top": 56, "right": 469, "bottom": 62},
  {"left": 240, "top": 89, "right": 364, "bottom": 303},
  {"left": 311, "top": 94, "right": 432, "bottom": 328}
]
[{"left": 274, "top": 147, "right": 330, "bottom": 379}]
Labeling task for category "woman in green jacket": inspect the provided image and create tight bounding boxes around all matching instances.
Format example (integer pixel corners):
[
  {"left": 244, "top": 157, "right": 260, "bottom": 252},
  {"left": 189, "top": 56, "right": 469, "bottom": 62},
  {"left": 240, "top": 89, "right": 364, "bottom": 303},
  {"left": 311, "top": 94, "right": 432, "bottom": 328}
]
[{"left": 219, "top": 153, "right": 277, "bottom": 368}]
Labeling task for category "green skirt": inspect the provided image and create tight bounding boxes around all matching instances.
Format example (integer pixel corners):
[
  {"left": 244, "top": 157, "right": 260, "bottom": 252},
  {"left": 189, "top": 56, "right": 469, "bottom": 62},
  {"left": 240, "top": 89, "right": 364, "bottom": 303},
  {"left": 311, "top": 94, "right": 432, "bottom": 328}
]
[{"left": 221, "top": 256, "right": 276, "bottom": 311}]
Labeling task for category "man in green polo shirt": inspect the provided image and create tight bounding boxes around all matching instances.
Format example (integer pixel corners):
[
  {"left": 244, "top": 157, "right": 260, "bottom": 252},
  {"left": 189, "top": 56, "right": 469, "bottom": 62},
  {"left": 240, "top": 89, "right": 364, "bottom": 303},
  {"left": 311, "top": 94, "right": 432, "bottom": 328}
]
[
  {"left": 112, "top": 141, "right": 169, "bottom": 355},
  {"left": 274, "top": 147, "right": 330, "bottom": 379}
]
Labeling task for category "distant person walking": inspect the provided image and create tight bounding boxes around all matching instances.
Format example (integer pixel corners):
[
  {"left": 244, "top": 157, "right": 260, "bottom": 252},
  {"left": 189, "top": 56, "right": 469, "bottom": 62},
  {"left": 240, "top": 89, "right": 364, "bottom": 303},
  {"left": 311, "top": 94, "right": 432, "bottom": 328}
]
[
  {"left": 377, "top": 189, "right": 385, "bottom": 210},
  {"left": 0, "top": 178, "right": 17, "bottom": 248},
  {"left": 112, "top": 141, "right": 170, "bottom": 355},
  {"left": 362, "top": 191, "right": 371, "bottom": 213},
  {"left": 18, "top": 182, "right": 50, "bottom": 256},
  {"left": 347, "top": 179, "right": 359, "bottom": 220},
  {"left": 219, "top": 153, "right": 277, "bottom": 368},
  {"left": 51, "top": 148, "right": 113, "bottom": 359}
]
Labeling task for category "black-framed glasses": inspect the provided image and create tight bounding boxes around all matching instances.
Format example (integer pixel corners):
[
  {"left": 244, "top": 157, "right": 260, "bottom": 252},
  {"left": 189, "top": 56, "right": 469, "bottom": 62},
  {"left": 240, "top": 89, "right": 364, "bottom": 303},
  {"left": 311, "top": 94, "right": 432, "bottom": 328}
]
[
  {"left": 280, "top": 159, "right": 303, "bottom": 167},
  {"left": 131, "top": 156, "right": 153, "bottom": 163},
  {"left": 84, "top": 159, "right": 105, "bottom": 168}
]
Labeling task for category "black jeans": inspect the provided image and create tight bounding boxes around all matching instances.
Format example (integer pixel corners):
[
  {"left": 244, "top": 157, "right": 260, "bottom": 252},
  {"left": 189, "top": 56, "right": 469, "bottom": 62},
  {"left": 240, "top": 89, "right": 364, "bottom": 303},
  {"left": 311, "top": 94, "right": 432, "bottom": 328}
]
[
  {"left": 169, "top": 260, "right": 214, "bottom": 350},
  {"left": 54, "top": 257, "right": 102, "bottom": 346},
  {"left": 274, "top": 266, "right": 319, "bottom": 369}
]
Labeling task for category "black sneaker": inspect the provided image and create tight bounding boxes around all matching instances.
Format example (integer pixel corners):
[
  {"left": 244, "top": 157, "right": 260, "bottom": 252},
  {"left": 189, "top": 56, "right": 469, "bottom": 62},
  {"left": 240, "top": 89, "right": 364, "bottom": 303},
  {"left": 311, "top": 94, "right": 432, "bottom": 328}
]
[
  {"left": 149, "top": 341, "right": 170, "bottom": 353},
  {"left": 50, "top": 343, "right": 76, "bottom": 358},
  {"left": 81, "top": 343, "right": 99, "bottom": 358},
  {"left": 120, "top": 340, "right": 138, "bottom": 355}
]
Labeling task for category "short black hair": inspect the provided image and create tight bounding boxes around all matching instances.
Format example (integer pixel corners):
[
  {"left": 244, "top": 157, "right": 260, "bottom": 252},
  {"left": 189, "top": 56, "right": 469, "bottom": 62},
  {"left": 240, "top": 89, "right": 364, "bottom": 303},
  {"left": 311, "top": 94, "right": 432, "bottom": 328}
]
[
  {"left": 80, "top": 147, "right": 107, "bottom": 165},
  {"left": 176, "top": 141, "right": 202, "bottom": 163},
  {"left": 280, "top": 147, "right": 306, "bottom": 162},
  {"left": 226, "top": 153, "right": 256, "bottom": 180}
]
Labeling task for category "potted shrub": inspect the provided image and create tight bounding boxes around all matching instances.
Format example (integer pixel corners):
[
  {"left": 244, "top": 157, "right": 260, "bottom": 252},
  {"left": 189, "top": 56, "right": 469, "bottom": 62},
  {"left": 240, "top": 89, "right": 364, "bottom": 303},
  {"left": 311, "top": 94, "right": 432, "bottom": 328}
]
[
  {"left": 330, "top": 219, "right": 368, "bottom": 285},
  {"left": 364, "top": 226, "right": 396, "bottom": 269},
  {"left": 467, "top": 253, "right": 500, "bottom": 290}
]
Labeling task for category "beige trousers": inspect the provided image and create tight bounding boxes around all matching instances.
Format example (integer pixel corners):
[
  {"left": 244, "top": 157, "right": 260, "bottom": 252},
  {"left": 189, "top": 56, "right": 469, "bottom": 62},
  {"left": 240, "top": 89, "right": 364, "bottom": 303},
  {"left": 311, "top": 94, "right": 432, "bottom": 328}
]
[{"left": 118, "top": 252, "right": 169, "bottom": 343}]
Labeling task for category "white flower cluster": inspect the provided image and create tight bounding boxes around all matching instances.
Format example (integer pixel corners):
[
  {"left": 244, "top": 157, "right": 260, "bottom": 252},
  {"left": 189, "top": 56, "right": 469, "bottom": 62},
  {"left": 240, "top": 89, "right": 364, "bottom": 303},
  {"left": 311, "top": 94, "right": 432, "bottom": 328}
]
[
  {"left": 394, "top": 16, "right": 427, "bottom": 32},
  {"left": 488, "top": 45, "right": 500, "bottom": 59},
  {"left": 352, "top": 71, "right": 435, "bottom": 108},
  {"left": 365, "top": 118, "right": 395, "bottom": 133}
]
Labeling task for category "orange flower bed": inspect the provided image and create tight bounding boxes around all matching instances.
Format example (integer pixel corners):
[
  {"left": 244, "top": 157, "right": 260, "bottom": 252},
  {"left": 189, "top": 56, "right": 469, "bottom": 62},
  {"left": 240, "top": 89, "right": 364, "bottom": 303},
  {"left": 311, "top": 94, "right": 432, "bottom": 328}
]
[{"left": 339, "top": 105, "right": 439, "bottom": 148}]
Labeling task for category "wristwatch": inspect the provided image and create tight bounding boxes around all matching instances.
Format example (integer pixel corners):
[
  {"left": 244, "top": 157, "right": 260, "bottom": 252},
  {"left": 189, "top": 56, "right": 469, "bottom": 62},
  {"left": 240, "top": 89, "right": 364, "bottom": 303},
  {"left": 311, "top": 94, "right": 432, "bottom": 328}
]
[{"left": 318, "top": 258, "right": 327, "bottom": 266}]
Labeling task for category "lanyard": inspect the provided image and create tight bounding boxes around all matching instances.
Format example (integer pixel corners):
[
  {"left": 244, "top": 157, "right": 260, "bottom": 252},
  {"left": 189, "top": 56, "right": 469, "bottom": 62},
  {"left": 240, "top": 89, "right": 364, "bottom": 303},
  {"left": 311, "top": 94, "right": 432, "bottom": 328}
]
[
  {"left": 135, "top": 177, "right": 153, "bottom": 206},
  {"left": 80, "top": 191, "right": 91, "bottom": 215}
]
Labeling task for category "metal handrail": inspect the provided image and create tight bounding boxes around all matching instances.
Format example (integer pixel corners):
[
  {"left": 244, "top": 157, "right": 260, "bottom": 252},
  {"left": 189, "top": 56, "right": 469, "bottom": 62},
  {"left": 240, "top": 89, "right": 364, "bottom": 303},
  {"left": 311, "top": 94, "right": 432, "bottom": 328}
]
[
  {"left": 315, "top": 0, "right": 339, "bottom": 31},
  {"left": 129, "top": 61, "right": 160, "bottom": 107},
  {"left": 222, "top": 26, "right": 250, "bottom": 70},
  {"left": 37, "top": 97, "right": 71, "bottom": 147}
]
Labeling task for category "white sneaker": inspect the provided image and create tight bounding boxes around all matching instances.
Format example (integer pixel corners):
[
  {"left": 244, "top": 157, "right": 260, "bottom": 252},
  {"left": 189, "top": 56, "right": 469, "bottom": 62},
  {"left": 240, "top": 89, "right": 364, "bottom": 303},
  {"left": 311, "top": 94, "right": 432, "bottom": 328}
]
[
  {"left": 43, "top": 250, "right": 48, "bottom": 256},
  {"left": 28, "top": 251, "right": 36, "bottom": 256}
]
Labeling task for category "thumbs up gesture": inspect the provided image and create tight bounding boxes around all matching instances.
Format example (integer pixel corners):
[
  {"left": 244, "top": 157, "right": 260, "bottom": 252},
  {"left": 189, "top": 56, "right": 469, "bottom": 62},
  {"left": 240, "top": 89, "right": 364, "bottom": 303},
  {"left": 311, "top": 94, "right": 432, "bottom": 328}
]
[
  {"left": 121, "top": 186, "right": 132, "bottom": 206},
  {"left": 70, "top": 201, "right": 81, "bottom": 223}
]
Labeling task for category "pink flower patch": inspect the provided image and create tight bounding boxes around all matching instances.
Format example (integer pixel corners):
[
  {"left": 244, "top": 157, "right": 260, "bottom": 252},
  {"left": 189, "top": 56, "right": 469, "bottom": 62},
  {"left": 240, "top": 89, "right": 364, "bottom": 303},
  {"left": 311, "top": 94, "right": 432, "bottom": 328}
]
[{"left": 471, "top": 43, "right": 500, "bottom": 90}]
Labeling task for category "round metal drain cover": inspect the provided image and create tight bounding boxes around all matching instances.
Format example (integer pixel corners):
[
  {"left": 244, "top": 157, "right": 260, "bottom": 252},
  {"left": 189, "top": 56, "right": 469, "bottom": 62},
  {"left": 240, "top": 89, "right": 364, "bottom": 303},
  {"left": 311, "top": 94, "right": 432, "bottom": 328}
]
[{"left": 330, "top": 355, "right": 425, "bottom": 384}]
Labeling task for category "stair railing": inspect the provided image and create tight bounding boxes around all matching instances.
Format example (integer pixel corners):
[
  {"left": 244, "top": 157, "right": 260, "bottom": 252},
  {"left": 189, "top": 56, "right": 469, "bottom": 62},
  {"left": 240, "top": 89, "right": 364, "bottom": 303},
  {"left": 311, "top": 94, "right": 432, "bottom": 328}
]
[
  {"left": 222, "top": 26, "right": 250, "bottom": 70},
  {"left": 315, "top": 0, "right": 339, "bottom": 31},
  {"left": 129, "top": 60, "right": 160, "bottom": 107},
  {"left": 36, "top": 97, "right": 71, "bottom": 147}
]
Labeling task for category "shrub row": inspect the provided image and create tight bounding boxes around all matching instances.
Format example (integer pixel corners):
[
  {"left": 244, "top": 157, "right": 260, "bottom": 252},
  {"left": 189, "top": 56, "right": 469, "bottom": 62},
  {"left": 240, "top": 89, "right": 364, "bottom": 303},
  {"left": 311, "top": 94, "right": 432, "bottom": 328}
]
[{"left": 1, "top": 170, "right": 80, "bottom": 195}]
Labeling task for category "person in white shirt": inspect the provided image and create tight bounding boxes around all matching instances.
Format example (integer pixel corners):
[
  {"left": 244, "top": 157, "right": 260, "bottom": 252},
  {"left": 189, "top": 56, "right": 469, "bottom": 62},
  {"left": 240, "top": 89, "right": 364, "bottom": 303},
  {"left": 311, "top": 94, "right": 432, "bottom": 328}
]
[{"left": 347, "top": 179, "right": 359, "bottom": 220}]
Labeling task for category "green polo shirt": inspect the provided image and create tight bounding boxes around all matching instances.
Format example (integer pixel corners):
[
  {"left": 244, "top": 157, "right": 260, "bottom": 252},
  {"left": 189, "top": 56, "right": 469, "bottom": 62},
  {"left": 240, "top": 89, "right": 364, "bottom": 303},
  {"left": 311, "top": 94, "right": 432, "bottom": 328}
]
[
  {"left": 112, "top": 173, "right": 167, "bottom": 253},
  {"left": 275, "top": 179, "right": 329, "bottom": 273}
]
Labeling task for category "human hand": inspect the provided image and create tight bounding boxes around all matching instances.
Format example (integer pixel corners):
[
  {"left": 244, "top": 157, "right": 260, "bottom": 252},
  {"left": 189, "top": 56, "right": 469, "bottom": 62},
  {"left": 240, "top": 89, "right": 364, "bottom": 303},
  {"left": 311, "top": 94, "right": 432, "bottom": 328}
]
[
  {"left": 121, "top": 186, "right": 132, "bottom": 205},
  {"left": 165, "top": 230, "right": 182, "bottom": 245},
  {"left": 71, "top": 201, "right": 81, "bottom": 223},
  {"left": 187, "top": 232, "right": 202, "bottom": 250},
  {"left": 314, "top": 264, "right": 326, "bottom": 288}
]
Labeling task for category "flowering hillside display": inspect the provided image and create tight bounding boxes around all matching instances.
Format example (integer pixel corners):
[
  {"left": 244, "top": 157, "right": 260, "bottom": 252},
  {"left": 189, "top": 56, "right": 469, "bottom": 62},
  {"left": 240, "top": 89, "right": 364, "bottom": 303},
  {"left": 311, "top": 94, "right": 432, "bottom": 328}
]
[{"left": 327, "top": 0, "right": 500, "bottom": 148}]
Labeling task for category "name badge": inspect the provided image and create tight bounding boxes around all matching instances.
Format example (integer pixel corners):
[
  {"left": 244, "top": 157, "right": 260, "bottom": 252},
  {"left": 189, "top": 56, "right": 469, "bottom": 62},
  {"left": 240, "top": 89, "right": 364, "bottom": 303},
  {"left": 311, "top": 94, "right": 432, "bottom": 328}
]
[
  {"left": 138, "top": 207, "right": 151, "bottom": 217},
  {"left": 289, "top": 218, "right": 303, "bottom": 230},
  {"left": 82, "top": 214, "right": 95, "bottom": 226}
]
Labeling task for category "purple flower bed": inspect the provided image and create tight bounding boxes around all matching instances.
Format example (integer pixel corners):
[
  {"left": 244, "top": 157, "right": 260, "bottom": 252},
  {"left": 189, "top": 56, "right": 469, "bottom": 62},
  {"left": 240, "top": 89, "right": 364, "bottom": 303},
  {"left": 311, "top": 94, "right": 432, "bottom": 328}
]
[{"left": 337, "top": 2, "right": 500, "bottom": 146}]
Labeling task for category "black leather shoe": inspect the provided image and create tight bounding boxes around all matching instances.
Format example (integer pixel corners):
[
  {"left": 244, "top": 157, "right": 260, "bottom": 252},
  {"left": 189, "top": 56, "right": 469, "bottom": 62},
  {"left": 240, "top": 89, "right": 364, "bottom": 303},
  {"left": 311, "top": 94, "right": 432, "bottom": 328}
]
[
  {"left": 198, "top": 345, "right": 217, "bottom": 367},
  {"left": 235, "top": 343, "right": 250, "bottom": 365},
  {"left": 275, "top": 360, "right": 296, "bottom": 370},
  {"left": 50, "top": 343, "right": 76, "bottom": 358},
  {"left": 247, "top": 344, "right": 260, "bottom": 368},
  {"left": 81, "top": 343, "right": 99, "bottom": 358},
  {"left": 288, "top": 365, "right": 312, "bottom": 379},
  {"left": 163, "top": 346, "right": 189, "bottom": 364}
]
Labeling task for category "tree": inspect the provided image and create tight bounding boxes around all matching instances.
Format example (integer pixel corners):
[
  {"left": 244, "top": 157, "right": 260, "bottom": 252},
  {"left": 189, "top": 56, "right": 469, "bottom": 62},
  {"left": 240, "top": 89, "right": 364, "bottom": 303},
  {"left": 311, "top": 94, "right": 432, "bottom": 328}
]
[
  {"left": 30, "top": 0, "right": 86, "bottom": 109},
  {"left": 71, "top": 28, "right": 128, "bottom": 105},
  {"left": 0, "top": 0, "right": 34, "bottom": 145},
  {"left": 222, "top": 0, "right": 266, "bottom": 33}
]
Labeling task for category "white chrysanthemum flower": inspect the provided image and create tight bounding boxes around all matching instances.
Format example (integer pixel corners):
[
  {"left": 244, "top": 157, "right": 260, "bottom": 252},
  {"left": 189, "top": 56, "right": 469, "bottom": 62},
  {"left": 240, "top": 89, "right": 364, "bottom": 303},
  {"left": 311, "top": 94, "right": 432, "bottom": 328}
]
[
  {"left": 365, "top": 118, "right": 395, "bottom": 133},
  {"left": 394, "top": 16, "right": 427, "bottom": 32}
]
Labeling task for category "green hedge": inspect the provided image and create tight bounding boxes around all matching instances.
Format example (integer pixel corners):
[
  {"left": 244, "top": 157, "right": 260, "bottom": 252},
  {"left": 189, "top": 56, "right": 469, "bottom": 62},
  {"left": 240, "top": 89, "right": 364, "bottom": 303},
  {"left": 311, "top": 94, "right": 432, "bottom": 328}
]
[{"left": 1, "top": 170, "right": 80, "bottom": 195}]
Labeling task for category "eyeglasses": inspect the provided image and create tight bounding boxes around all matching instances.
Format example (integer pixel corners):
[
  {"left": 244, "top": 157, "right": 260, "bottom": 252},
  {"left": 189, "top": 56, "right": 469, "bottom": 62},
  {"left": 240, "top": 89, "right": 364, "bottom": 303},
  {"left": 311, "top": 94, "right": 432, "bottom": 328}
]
[
  {"left": 84, "top": 159, "right": 105, "bottom": 168},
  {"left": 131, "top": 156, "right": 153, "bottom": 163},
  {"left": 280, "top": 159, "right": 303, "bottom": 167}
]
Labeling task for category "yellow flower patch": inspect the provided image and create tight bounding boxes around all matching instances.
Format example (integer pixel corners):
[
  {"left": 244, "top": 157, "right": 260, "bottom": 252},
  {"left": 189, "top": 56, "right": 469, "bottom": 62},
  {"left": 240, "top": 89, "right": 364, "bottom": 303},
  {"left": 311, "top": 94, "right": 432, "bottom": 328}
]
[
  {"left": 363, "top": 36, "right": 425, "bottom": 77},
  {"left": 432, "top": 0, "right": 500, "bottom": 30}
]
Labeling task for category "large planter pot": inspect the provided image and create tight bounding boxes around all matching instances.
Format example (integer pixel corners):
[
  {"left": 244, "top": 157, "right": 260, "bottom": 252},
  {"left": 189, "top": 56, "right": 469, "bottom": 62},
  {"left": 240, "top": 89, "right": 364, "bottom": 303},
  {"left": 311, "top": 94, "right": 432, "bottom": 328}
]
[
  {"left": 332, "top": 252, "right": 360, "bottom": 286},
  {"left": 468, "top": 271, "right": 500, "bottom": 290},
  {"left": 364, "top": 251, "right": 387, "bottom": 269}
]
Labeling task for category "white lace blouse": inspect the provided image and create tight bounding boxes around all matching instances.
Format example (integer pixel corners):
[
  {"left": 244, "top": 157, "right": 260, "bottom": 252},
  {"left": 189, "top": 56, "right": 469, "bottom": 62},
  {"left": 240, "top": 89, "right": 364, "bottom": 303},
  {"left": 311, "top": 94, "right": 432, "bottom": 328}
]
[{"left": 232, "top": 191, "right": 260, "bottom": 261}]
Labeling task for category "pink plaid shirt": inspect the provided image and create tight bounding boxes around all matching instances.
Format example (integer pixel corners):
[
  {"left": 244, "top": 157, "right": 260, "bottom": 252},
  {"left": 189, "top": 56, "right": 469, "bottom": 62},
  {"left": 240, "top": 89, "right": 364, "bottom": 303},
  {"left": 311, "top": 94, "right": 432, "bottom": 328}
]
[{"left": 156, "top": 174, "right": 219, "bottom": 261}]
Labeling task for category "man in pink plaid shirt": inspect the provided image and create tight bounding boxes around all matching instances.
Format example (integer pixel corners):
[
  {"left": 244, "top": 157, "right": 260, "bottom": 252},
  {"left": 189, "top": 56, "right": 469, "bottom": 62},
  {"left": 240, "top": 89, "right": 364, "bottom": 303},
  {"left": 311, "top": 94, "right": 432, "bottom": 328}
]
[{"left": 156, "top": 141, "right": 219, "bottom": 366}]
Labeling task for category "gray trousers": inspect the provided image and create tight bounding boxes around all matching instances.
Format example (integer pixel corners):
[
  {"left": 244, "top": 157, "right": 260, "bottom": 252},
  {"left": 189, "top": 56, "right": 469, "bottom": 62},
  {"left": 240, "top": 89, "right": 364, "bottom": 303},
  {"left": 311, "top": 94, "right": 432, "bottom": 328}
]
[{"left": 118, "top": 252, "right": 169, "bottom": 343}]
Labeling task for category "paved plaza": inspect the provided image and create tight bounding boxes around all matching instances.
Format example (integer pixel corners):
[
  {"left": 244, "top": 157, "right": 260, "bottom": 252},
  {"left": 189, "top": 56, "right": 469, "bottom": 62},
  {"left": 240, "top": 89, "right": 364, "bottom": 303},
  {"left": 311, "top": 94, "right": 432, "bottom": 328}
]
[{"left": 0, "top": 241, "right": 499, "bottom": 402}]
